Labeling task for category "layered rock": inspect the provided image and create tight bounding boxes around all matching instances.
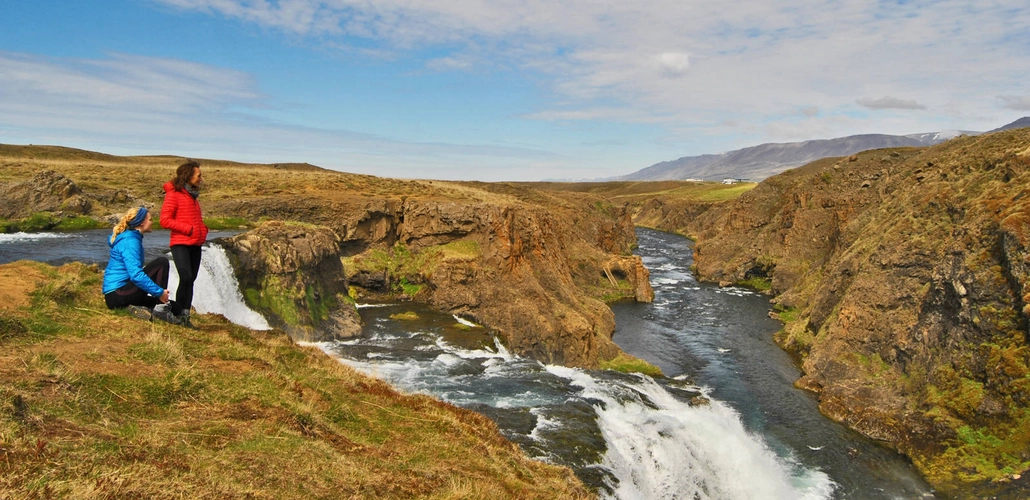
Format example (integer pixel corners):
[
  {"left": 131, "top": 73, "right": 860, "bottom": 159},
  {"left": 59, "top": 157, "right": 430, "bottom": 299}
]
[
  {"left": 220, "top": 221, "right": 361, "bottom": 343},
  {"left": 686, "top": 129, "right": 1030, "bottom": 493}
]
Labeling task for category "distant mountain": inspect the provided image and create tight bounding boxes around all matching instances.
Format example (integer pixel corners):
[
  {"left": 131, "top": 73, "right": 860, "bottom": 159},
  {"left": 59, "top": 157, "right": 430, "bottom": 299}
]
[
  {"left": 988, "top": 116, "right": 1030, "bottom": 133},
  {"left": 618, "top": 132, "right": 975, "bottom": 182},
  {"left": 615, "top": 119, "right": 1030, "bottom": 182}
]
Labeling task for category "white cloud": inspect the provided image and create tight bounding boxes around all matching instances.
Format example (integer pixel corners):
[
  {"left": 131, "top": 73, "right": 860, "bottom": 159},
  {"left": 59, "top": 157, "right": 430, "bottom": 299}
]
[
  {"left": 0, "top": 51, "right": 262, "bottom": 113},
  {"left": 152, "top": 0, "right": 1030, "bottom": 142},
  {"left": 856, "top": 96, "right": 927, "bottom": 110},
  {"left": 999, "top": 95, "right": 1030, "bottom": 111},
  {"left": 0, "top": 50, "right": 554, "bottom": 180},
  {"left": 654, "top": 52, "right": 690, "bottom": 78},
  {"left": 425, "top": 56, "right": 475, "bottom": 72}
]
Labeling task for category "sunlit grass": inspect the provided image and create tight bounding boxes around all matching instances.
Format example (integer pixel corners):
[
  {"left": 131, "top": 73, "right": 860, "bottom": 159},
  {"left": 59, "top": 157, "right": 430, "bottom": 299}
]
[{"left": 0, "top": 260, "right": 594, "bottom": 499}]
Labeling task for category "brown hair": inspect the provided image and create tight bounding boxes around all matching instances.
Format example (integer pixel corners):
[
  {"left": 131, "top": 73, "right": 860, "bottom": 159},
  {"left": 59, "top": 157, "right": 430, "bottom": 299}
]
[{"left": 172, "top": 160, "right": 201, "bottom": 191}]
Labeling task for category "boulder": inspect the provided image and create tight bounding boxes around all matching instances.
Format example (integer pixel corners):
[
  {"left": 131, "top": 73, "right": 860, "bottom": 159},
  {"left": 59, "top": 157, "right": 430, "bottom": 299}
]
[{"left": 221, "top": 221, "right": 361, "bottom": 342}]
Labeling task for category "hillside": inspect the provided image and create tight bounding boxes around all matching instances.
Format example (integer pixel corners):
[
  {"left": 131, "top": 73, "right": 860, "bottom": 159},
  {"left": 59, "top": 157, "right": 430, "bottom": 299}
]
[
  {"left": 0, "top": 260, "right": 592, "bottom": 498},
  {"left": 674, "top": 129, "right": 1030, "bottom": 496}
]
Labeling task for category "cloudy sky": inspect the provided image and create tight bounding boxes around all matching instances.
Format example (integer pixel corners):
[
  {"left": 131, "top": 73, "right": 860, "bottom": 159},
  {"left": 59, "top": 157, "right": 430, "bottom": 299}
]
[{"left": 2, "top": 0, "right": 1028, "bottom": 181}]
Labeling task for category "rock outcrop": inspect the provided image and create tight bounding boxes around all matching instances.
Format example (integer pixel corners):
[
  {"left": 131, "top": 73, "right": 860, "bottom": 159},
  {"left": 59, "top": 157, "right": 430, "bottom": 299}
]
[
  {"left": 220, "top": 221, "right": 361, "bottom": 343},
  {"left": 685, "top": 129, "right": 1030, "bottom": 493},
  {"left": 0, "top": 170, "right": 92, "bottom": 219}
]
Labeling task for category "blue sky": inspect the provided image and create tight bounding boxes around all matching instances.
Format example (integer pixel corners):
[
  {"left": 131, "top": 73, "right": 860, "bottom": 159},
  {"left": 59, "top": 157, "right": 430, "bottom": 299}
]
[{"left": 1, "top": 0, "right": 1028, "bottom": 181}]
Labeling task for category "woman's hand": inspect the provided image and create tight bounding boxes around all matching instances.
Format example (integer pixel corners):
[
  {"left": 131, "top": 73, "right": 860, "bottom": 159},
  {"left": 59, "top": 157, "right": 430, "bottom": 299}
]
[{"left": 160, "top": 289, "right": 170, "bottom": 303}]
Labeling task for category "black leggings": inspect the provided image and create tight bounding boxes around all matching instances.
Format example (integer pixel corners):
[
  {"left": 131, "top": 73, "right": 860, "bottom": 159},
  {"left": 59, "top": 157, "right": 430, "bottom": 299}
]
[
  {"left": 104, "top": 257, "right": 169, "bottom": 310},
  {"left": 170, "top": 245, "right": 202, "bottom": 316}
]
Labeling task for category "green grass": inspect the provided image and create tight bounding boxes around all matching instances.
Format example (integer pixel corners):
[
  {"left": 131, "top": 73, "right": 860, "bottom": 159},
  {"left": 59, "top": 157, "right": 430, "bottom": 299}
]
[
  {"left": 1, "top": 212, "right": 106, "bottom": 233},
  {"left": 0, "top": 260, "right": 594, "bottom": 499},
  {"left": 599, "top": 353, "right": 663, "bottom": 377},
  {"left": 204, "top": 216, "right": 255, "bottom": 230},
  {"left": 736, "top": 277, "right": 772, "bottom": 291}
]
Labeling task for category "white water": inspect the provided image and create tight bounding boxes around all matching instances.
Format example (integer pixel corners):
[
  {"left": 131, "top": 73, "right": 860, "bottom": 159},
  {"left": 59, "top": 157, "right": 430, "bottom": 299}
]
[
  {"left": 0, "top": 231, "right": 76, "bottom": 244},
  {"left": 546, "top": 366, "right": 836, "bottom": 500},
  {"left": 321, "top": 318, "right": 836, "bottom": 500},
  {"left": 168, "top": 243, "right": 270, "bottom": 330}
]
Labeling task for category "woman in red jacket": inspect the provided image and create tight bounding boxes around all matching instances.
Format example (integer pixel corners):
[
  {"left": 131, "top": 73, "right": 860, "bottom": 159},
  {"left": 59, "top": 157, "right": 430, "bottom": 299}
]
[{"left": 160, "top": 160, "right": 208, "bottom": 329}]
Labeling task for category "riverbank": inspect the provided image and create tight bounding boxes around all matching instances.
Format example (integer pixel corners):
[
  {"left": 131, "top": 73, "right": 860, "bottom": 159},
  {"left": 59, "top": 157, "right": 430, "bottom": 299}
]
[{"left": 0, "top": 260, "right": 593, "bottom": 499}]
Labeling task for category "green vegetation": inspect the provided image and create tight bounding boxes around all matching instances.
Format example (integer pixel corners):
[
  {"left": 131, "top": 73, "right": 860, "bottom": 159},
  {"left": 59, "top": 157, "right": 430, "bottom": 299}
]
[
  {"left": 204, "top": 216, "right": 255, "bottom": 230},
  {"left": 736, "top": 277, "right": 772, "bottom": 291},
  {"left": 344, "top": 239, "right": 483, "bottom": 298},
  {"left": 772, "top": 304, "right": 800, "bottom": 323},
  {"left": 925, "top": 415, "right": 1030, "bottom": 487},
  {"left": 243, "top": 276, "right": 340, "bottom": 328},
  {"left": 395, "top": 277, "right": 423, "bottom": 296},
  {"left": 0, "top": 260, "right": 593, "bottom": 499},
  {"left": 599, "top": 353, "right": 663, "bottom": 377},
  {"left": 389, "top": 311, "right": 420, "bottom": 321},
  {"left": 1, "top": 212, "right": 106, "bottom": 233}
]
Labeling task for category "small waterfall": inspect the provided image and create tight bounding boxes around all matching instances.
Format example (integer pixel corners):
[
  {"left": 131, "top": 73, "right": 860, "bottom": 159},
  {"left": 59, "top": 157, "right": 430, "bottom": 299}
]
[
  {"left": 546, "top": 366, "right": 836, "bottom": 500},
  {"left": 168, "top": 243, "right": 270, "bottom": 330}
]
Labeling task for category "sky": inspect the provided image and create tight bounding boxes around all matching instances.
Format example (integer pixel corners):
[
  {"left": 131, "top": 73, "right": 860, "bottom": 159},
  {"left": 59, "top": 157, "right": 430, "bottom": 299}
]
[{"left": 1, "top": 0, "right": 1028, "bottom": 181}]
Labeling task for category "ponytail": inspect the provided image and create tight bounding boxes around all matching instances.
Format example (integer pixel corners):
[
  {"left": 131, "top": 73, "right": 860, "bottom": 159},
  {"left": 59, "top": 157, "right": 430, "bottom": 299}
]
[{"left": 110, "top": 207, "right": 142, "bottom": 245}]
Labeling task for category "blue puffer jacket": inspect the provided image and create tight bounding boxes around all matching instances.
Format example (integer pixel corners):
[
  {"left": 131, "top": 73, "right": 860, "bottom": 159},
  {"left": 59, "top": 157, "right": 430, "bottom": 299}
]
[{"left": 102, "top": 229, "right": 164, "bottom": 296}]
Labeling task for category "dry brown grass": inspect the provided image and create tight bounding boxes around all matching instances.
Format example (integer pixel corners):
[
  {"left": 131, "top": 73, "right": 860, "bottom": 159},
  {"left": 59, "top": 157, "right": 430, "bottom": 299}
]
[{"left": 0, "top": 260, "right": 595, "bottom": 499}]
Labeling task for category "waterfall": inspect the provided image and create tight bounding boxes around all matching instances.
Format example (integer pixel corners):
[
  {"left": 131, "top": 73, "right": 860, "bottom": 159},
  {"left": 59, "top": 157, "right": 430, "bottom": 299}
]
[
  {"left": 168, "top": 242, "right": 270, "bottom": 330},
  {"left": 546, "top": 366, "right": 836, "bottom": 500}
]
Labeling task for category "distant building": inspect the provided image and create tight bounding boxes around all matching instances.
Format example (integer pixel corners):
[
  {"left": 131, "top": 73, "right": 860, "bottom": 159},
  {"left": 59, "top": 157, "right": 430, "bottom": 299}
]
[{"left": 722, "top": 178, "right": 750, "bottom": 184}]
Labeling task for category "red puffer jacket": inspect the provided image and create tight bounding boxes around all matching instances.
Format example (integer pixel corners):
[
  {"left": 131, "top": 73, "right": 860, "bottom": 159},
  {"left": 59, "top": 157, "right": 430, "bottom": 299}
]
[{"left": 160, "top": 181, "right": 208, "bottom": 246}]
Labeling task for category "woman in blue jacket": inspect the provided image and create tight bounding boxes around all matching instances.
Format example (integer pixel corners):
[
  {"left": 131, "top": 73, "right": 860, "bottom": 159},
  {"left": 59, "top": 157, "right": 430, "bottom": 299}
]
[{"left": 102, "top": 206, "right": 177, "bottom": 323}]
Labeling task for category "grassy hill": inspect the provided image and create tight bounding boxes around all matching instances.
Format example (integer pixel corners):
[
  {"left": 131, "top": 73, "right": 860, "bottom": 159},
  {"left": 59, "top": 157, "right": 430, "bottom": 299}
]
[{"left": 0, "top": 260, "right": 593, "bottom": 498}]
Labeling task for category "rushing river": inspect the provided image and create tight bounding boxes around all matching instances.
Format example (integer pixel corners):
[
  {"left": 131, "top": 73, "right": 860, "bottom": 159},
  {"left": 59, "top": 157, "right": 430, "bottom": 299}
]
[{"left": 0, "top": 228, "right": 937, "bottom": 499}]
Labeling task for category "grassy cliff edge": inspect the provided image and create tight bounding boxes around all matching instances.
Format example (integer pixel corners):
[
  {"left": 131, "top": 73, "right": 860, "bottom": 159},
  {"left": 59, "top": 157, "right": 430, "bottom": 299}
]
[{"left": 0, "top": 260, "right": 593, "bottom": 499}]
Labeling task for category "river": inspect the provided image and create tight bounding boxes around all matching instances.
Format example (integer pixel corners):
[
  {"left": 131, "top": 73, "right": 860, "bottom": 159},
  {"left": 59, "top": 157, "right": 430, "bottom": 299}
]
[{"left": 0, "top": 228, "right": 936, "bottom": 499}]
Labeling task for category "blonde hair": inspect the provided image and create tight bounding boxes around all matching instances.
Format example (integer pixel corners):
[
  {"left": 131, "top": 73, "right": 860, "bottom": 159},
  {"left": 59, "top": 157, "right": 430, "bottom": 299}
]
[{"left": 110, "top": 207, "right": 143, "bottom": 245}]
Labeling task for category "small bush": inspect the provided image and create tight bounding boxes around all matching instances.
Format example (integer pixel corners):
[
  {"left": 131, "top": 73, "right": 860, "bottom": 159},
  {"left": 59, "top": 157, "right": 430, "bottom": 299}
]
[{"left": 599, "top": 353, "right": 663, "bottom": 377}]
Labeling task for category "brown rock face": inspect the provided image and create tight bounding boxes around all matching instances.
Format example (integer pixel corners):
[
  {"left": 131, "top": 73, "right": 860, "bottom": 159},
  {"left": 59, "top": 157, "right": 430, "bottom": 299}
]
[
  {"left": 220, "top": 221, "right": 361, "bottom": 343},
  {"left": 365, "top": 197, "right": 650, "bottom": 368},
  {"left": 215, "top": 184, "right": 651, "bottom": 368},
  {"left": 0, "top": 170, "right": 92, "bottom": 218},
  {"left": 684, "top": 129, "right": 1030, "bottom": 492}
]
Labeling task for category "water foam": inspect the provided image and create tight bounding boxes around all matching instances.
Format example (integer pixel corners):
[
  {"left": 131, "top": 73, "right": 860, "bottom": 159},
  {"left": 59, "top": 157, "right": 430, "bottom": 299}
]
[
  {"left": 0, "top": 232, "right": 76, "bottom": 244},
  {"left": 168, "top": 243, "right": 270, "bottom": 330},
  {"left": 545, "top": 366, "right": 836, "bottom": 500}
]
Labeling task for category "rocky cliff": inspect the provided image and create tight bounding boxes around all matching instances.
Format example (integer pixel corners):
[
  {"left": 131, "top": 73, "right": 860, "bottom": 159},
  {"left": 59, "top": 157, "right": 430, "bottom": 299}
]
[
  {"left": 215, "top": 184, "right": 653, "bottom": 368},
  {"left": 684, "top": 129, "right": 1030, "bottom": 494}
]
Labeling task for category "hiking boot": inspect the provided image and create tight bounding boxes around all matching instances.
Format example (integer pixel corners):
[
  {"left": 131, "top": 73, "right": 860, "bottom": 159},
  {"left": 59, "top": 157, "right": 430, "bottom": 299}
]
[
  {"left": 127, "top": 305, "right": 153, "bottom": 322},
  {"left": 152, "top": 307, "right": 182, "bottom": 325},
  {"left": 179, "top": 312, "right": 198, "bottom": 330}
]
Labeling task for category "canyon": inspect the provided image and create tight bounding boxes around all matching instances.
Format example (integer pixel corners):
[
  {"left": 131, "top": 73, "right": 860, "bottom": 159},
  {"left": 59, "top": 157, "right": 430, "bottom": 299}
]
[{"left": 4, "top": 128, "right": 1030, "bottom": 496}]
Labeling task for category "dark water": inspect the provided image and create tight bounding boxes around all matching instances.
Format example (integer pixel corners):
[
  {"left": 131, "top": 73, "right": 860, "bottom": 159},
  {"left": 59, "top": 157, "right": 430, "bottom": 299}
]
[
  {"left": 610, "top": 228, "right": 936, "bottom": 499},
  {"left": 0, "top": 228, "right": 242, "bottom": 267}
]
